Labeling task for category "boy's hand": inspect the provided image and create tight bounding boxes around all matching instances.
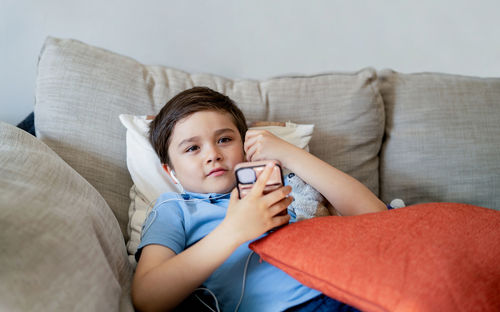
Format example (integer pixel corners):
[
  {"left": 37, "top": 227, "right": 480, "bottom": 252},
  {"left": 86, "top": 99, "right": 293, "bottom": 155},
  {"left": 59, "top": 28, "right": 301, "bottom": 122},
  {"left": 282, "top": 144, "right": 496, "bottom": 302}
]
[
  {"left": 244, "top": 130, "right": 297, "bottom": 164},
  {"left": 223, "top": 162, "right": 292, "bottom": 243}
]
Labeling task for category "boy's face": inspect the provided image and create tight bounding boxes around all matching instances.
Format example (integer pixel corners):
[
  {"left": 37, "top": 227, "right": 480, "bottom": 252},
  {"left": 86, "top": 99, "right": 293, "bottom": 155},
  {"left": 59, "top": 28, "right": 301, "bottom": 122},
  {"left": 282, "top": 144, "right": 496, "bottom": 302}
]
[{"left": 166, "top": 110, "right": 245, "bottom": 194}]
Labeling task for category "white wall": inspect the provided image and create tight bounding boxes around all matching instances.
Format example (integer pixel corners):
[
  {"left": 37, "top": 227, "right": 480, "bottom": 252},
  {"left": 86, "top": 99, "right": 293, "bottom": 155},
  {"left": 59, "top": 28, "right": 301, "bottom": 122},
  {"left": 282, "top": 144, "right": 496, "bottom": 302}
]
[{"left": 2, "top": 0, "right": 499, "bottom": 125}]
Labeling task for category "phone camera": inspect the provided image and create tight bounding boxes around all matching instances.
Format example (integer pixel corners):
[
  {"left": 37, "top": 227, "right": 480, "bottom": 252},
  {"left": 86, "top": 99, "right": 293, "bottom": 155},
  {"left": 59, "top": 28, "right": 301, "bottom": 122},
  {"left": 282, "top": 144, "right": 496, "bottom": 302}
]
[{"left": 236, "top": 168, "right": 256, "bottom": 184}]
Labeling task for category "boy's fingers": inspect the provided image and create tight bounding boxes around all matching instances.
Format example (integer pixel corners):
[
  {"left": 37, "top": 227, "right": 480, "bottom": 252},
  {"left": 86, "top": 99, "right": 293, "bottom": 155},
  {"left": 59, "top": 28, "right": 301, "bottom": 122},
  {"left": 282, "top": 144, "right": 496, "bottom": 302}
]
[
  {"left": 269, "top": 195, "right": 293, "bottom": 216},
  {"left": 272, "top": 214, "right": 291, "bottom": 228},
  {"left": 244, "top": 129, "right": 259, "bottom": 140},
  {"left": 229, "top": 188, "right": 239, "bottom": 204},
  {"left": 244, "top": 145, "right": 255, "bottom": 162},
  {"left": 244, "top": 137, "right": 259, "bottom": 161},
  {"left": 250, "top": 162, "right": 275, "bottom": 195},
  {"left": 263, "top": 186, "right": 292, "bottom": 206}
]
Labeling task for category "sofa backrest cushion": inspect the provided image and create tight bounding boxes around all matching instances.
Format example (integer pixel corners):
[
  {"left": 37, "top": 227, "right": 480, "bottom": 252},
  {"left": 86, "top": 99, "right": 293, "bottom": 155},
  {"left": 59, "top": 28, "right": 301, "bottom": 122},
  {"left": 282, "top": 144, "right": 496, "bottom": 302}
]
[
  {"left": 0, "top": 122, "right": 133, "bottom": 311},
  {"left": 35, "top": 37, "right": 384, "bottom": 237},
  {"left": 378, "top": 70, "right": 500, "bottom": 209}
]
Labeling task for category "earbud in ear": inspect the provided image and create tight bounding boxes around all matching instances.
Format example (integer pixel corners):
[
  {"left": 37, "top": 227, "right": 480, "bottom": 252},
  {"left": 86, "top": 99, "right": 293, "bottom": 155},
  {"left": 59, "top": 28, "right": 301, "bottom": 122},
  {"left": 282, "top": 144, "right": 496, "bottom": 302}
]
[{"left": 170, "top": 170, "right": 180, "bottom": 184}]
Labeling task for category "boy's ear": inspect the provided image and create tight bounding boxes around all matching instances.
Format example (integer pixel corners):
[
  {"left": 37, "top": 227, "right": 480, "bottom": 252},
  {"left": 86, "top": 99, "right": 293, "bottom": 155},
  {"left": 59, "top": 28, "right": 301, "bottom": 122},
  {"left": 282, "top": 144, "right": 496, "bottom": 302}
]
[
  {"left": 162, "top": 164, "right": 178, "bottom": 184},
  {"left": 161, "top": 164, "right": 169, "bottom": 173}
]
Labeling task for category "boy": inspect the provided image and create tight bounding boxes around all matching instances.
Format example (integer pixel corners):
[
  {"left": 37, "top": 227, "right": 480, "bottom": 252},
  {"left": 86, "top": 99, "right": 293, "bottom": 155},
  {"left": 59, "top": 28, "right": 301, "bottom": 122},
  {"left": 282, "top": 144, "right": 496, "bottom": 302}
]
[{"left": 132, "top": 87, "right": 386, "bottom": 311}]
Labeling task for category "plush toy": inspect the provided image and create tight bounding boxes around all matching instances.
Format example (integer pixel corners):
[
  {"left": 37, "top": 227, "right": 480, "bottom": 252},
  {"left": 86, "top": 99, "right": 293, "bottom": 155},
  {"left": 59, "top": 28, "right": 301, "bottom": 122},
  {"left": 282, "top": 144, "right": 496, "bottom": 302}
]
[{"left": 284, "top": 171, "right": 333, "bottom": 221}]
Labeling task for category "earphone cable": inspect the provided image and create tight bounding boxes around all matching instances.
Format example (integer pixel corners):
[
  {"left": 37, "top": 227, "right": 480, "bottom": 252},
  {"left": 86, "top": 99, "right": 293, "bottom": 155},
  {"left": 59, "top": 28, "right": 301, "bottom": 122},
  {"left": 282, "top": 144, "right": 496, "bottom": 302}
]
[{"left": 234, "top": 250, "right": 255, "bottom": 312}]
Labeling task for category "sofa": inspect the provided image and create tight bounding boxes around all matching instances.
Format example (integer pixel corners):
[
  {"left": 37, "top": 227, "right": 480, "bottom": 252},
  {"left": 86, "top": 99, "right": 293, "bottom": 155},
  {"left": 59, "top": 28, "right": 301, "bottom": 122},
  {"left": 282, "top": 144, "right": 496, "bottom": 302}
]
[{"left": 1, "top": 37, "right": 499, "bottom": 311}]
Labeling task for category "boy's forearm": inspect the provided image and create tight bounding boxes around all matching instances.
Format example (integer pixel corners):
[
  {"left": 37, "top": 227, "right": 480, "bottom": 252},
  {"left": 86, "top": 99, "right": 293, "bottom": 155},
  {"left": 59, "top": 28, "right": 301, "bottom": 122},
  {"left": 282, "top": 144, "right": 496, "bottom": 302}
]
[
  {"left": 133, "top": 223, "right": 243, "bottom": 311},
  {"left": 280, "top": 145, "right": 386, "bottom": 216}
]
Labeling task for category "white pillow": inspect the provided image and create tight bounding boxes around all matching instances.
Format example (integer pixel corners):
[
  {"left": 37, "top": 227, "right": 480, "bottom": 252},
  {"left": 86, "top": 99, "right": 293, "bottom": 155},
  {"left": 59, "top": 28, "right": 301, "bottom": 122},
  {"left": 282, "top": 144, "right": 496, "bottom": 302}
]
[{"left": 118, "top": 114, "right": 314, "bottom": 262}]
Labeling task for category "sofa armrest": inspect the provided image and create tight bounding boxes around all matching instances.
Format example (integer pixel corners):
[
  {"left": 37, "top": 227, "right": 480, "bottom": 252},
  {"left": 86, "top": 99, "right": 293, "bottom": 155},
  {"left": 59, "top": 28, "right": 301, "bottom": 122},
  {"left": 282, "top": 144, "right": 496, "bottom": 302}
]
[{"left": 0, "top": 122, "right": 134, "bottom": 311}]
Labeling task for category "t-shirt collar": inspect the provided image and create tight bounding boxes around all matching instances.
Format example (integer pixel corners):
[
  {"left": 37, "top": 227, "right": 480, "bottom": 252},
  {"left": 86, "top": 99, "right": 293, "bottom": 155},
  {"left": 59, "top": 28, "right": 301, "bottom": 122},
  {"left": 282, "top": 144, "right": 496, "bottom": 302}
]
[{"left": 182, "top": 190, "right": 231, "bottom": 202}]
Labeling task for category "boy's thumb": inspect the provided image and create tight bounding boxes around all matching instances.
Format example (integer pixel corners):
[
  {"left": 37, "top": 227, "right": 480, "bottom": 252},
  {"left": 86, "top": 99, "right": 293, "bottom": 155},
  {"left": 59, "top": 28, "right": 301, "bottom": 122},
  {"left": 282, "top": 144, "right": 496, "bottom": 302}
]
[{"left": 229, "top": 188, "right": 239, "bottom": 204}]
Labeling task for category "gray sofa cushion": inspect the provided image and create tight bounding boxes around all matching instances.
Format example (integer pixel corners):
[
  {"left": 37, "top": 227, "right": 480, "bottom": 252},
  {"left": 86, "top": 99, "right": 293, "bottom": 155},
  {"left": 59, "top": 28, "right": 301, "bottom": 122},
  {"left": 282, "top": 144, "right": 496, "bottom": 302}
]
[
  {"left": 379, "top": 70, "right": 500, "bottom": 209},
  {"left": 35, "top": 37, "right": 384, "bottom": 236},
  {"left": 0, "top": 122, "right": 133, "bottom": 311}
]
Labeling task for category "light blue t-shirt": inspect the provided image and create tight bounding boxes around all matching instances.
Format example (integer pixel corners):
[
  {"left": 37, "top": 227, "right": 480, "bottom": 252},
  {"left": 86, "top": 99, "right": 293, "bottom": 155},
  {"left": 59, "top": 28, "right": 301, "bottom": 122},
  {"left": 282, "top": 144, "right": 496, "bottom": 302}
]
[{"left": 136, "top": 191, "right": 320, "bottom": 312}]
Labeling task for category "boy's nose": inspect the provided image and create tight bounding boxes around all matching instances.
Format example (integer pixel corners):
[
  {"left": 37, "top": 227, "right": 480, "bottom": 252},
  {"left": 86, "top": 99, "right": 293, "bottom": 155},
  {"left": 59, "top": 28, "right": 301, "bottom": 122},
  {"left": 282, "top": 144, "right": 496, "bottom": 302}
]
[{"left": 205, "top": 145, "right": 223, "bottom": 163}]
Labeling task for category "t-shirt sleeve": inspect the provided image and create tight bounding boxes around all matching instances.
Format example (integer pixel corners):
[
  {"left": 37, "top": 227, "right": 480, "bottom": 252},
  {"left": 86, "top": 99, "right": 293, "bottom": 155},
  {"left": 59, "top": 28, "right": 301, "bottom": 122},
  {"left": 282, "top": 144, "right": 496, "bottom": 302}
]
[{"left": 135, "top": 200, "right": 186, "bottom": 261}]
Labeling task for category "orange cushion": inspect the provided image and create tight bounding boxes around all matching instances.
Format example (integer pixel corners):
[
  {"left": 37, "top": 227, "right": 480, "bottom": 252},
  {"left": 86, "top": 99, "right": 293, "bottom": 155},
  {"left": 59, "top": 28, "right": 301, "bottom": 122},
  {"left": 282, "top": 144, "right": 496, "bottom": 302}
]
[{"left": 249, "top": 203, "right": 500, "bottom": 312}]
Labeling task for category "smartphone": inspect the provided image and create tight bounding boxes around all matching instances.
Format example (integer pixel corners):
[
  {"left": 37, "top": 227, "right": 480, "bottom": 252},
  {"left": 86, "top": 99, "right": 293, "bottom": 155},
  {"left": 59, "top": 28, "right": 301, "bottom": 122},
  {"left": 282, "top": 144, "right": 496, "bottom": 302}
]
[{"left": 235, "top": 160, "right": 284, "bottom": 199}]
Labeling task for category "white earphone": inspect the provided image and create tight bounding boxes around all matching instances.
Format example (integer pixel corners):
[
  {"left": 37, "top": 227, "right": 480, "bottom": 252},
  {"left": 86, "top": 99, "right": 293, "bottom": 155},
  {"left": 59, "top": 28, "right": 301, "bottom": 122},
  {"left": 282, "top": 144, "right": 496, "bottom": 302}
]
[{"left": 171, "top": 170, "right": 180, "bottom": 184}]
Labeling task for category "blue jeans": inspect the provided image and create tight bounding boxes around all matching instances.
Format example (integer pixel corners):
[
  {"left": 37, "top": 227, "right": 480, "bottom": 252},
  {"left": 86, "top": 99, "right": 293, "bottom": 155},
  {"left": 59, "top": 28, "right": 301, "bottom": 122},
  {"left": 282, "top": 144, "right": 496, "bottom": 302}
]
[{"left": 285, "top": 294, "right": 362, "bottom": 312}]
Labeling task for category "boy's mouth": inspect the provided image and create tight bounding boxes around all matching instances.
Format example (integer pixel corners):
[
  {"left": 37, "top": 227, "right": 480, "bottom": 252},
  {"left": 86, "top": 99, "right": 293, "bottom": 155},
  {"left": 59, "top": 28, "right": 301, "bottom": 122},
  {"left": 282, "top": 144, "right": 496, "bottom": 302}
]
[{"left": 207, "top": 168, "right": 227, "bottom": 177}]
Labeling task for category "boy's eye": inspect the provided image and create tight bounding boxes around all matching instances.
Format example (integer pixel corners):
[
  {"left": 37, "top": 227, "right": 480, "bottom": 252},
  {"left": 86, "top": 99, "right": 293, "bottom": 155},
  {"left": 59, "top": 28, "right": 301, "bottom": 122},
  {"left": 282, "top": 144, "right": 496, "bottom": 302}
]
[
  {"left": 185, "top": 145, "right": 199, "bottom": 153},
  {"left": 218, "top": 137, "right": 232, "bottom": 144}
]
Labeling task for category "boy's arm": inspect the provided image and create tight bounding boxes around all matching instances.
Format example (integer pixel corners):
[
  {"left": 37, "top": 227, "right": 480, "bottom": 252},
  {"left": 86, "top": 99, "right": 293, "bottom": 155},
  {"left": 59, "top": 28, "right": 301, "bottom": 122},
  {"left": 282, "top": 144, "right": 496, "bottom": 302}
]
[
  {"left": 132, "top": 223, "right": 242, "bottom": 311},
  {"left": 245, "top": 130, "right": 386, "bottom": 216},
  {"left": 132, "top": 163, "right": 292, "bottom": 312}
]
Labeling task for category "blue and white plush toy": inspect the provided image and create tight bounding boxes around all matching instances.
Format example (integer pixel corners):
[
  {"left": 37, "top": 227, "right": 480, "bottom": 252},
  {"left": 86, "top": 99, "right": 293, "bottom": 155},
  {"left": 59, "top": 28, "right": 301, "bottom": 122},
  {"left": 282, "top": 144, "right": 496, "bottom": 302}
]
[
  {"left": 284, "top": 171, "right": 333, "bottom": 221},
  {"left": 284, "top": 171, "right": 405, "bottom": 220}
]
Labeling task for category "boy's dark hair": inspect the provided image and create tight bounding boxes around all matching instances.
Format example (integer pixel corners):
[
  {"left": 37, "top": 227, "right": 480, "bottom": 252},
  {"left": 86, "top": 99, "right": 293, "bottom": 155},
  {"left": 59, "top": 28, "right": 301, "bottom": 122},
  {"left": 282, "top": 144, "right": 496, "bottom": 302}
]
[{"left": 149, "top": 86, "right": 248, "bottom": 166}]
